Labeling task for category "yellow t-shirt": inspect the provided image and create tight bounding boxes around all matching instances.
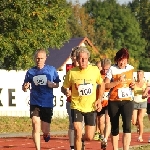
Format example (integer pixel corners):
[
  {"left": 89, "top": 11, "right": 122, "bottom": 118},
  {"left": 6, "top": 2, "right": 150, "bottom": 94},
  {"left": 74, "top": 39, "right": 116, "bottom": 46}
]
[
  {"left": 63, "top": 65, "right": 103, "bottom": 112},
  {"left": 134, "top": 82, "right": 147, "bottom": 102}
]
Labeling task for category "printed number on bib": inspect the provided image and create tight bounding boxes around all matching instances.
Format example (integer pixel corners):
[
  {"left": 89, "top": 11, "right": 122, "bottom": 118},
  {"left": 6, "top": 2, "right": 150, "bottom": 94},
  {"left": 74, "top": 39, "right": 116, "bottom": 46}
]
[
  {"left": 118, "top": 88, "right": 132, "bottom": 99},
  {"left": 78, "top": 84, "right": 93, "bottom": 96},
  {"left": 33, "top": 75, "right": 47, "bottom": 85},
  {"left": 102, "top": 92, "right": 109, "bottom": 101}
]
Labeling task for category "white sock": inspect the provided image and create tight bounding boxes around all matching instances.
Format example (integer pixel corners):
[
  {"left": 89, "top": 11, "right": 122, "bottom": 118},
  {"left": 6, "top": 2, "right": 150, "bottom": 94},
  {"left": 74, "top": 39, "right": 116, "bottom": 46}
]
[{"left": 103, "top": 138, "right": 107, "bottom": 142}]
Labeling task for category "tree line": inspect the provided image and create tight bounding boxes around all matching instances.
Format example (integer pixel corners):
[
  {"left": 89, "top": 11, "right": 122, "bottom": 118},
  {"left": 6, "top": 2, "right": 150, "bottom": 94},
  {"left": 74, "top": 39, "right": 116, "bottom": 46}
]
[{"left": 0, "top": 0, "right": 150, "bottom": 71}]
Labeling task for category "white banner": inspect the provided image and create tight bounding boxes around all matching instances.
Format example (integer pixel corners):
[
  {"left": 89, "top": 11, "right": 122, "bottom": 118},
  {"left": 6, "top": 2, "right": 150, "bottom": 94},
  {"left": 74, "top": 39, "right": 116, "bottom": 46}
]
[
  {"left": 0, "top": 70, "right": 67, "bottom": 117},
  {"left": 0, "top": 70, "right": 150, "bottom": 117}
]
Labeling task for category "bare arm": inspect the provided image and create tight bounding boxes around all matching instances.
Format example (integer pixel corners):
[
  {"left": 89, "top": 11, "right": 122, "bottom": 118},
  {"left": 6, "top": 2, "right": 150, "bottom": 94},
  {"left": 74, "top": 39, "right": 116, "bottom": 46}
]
[
  {"left": 47, "top": 80, "right": 59, "bottom": 88},
  {"left": 97, "top": 82, "right": 105, "bottom": 100},
  {"left": 61, "top": 86, "right": 67, "bottom": 95},
  {"left": 22, "top": 82, "right": 30, "bottom": 92},
  {"left": 104, "top": 77, "right": 120, "bottom": 89},
  {"left": 61, "top": 86, "right": 71, "bottom": 97},
  {"left": 142, "top": 87, "right": 149, "bottom": 97}
]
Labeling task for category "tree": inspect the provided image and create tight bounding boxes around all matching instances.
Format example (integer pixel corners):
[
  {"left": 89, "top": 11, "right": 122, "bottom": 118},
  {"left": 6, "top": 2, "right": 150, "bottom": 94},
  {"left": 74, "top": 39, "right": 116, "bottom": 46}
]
[
  {"left": 67, "top": 1, "right": 95, "bottom": 41},
  {"left": 0, "top": 0, "right": 71, "bottom": 70},
  {"left": 128, "top": 0, "right": 150, "bottom": 71},
  {"left": 83, "top": 0, "right": 146, "bottom": 69}
]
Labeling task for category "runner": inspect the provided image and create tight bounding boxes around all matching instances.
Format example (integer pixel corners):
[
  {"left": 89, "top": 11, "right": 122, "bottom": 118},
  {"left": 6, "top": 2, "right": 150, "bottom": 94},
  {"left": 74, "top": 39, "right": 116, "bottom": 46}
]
[
  {"left": 96, "top": 61, "right": 102, "bottom": 71},
  {"left": 97, "top": 59, "right": 111, "bottom": 149},
  {"left": 142, "top": 81, "right": 150, "bottom": 142},
  {"left": 94, "top": 60, "right": 102, "bottom": 141},
  {"left": 22, "top": 49, "right": 61, "bottom": 150},
  {"left": 104, "top": 48, "right": 135, "bottom": 150},
  {"left": 66, "top": 46, "right": 79, "bottom": 150},
  {"left": 132, "top": 70, "right": 147, "bottom": 142},
  {"left": 61, "top": 46, "right": 105, "bottom": 150}
]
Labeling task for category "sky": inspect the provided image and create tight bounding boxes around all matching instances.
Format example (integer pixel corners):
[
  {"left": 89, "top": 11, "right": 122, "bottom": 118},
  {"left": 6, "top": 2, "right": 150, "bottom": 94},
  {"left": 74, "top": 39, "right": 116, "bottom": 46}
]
[{"left": 72, "top": 0, "right": 132, "bottom": 5}]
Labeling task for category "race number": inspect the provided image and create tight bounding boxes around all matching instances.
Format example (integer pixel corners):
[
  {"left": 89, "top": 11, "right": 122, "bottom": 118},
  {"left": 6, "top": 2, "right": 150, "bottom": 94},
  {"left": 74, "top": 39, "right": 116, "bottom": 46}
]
[
  {"left": 102, "top": 92, "right": 109, "bottom": 101},
  {"left": 118, "top": 88, "right": 132, "bottom": 99},
  {"left": 33, "top": 75, "right": 47, "bottom": 85},
  {"left": 78, "top": 84, "right": 93, "bottom": 96}
]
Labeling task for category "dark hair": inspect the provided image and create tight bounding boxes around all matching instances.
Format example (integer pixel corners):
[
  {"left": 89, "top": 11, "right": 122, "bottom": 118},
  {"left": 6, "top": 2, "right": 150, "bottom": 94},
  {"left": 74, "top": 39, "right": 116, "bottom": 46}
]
[
  {"left": 71, "top": 46, "right": 79, "bottom": 57},
  {"left": 114, "top": 48, "right": 129, "bottom": 62}
]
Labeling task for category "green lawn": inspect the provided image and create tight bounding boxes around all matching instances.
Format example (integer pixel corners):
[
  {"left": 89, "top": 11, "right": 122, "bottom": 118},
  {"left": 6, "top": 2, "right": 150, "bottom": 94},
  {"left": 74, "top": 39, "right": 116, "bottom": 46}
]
[
  {"left": 130, "top": 144, "right": 150, "bottom": 150},
  {"left": 0, "top": 115, "right": 149, "bottom": 133}
]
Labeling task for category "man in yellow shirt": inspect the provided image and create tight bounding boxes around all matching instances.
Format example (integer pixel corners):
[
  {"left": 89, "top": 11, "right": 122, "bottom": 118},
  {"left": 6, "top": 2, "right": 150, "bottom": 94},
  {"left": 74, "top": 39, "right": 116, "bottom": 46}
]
[{"left": 61, "top": 46, "right": 105, "bottom": 150}]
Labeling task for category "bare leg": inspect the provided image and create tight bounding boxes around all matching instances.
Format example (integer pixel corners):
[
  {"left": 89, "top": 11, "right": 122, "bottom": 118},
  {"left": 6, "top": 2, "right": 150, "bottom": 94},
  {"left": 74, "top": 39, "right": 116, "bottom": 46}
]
[
  {"left": 122, "top": 133, "right": 131, "bottom": 150},
  {"left": 137, "top": 108, "right": 146, "bottom": 141},
  {"left": 111, "top": 134, "right": 119, "bottom": 150},
  {"left": 32, "top": 116, "right": 41, "bottom": 150}
]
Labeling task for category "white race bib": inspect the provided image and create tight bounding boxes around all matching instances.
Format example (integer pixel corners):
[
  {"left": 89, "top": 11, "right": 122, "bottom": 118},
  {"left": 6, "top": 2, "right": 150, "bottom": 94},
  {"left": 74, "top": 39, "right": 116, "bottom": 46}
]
[
  {"left": 118, "top": 88, "right": 132, "bottom": 99},
  {"left": 134, "top": 95, "right": 142, "bottom": 103},
  {"left": 78, "top": 84, "right": 93, "bottom": 96},
  {"left": 33, "top": 75, "right": 47, "bottom": 85},
  {"left": 102, "top": 92, "right": 109, "bottom": 101}
]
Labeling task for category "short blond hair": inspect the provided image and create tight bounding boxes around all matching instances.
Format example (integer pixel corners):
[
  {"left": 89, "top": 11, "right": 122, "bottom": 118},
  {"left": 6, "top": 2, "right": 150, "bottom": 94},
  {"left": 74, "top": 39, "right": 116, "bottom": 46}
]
[
  {"left": 137, "top": 70, "right": 144, "bottom": 73},
  {"left": 34, "top": 49, "right": 47, "bottom": 58},
  {"left": 101, "top": 58, "right": 111, "bottom": 67}
]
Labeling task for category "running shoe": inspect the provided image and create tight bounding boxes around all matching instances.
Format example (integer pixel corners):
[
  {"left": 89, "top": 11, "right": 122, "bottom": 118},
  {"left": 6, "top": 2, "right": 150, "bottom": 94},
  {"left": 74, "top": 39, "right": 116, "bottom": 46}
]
[
  {"left": 101, "top": 140, "right": 107, "bottom": 150},
  {"left": 99, "top": 134, "right": 104, "bottom": 141},
  {"left": 93, "top": 132, "right": 100, "bottom": 140},
  {"left": 137, "top": 136, "right": 143, "bottom": 142},
  {"left": 43, "top": 134, "right": 50, "bottom": 142}
]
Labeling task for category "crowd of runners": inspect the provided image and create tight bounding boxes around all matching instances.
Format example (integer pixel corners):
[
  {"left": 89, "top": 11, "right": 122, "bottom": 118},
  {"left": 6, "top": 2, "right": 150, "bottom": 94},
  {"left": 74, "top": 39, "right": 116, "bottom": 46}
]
[{"left": 22, "top": 47, "right": 150, "bottom": 150}]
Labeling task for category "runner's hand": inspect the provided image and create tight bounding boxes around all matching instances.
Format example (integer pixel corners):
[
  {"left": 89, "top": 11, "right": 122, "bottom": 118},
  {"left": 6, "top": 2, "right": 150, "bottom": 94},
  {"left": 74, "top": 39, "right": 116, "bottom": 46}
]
[
  {"left": 65, "top": 88, "right": 71, "bottom": 97},
  {"left": 48, "top": 80, "right": 55, "bottom": 88},
  {"left": 129, "top": 82, "right": 135, "bottom": 89},
  {"left": 95, "top": 100, "right": 102, "bottom": 112},
  {"left": 23, "top": 82, "right": 30, "bottom": 92},
  {"left": 118, "top": 75, "right": 126, "bottom": 82}
]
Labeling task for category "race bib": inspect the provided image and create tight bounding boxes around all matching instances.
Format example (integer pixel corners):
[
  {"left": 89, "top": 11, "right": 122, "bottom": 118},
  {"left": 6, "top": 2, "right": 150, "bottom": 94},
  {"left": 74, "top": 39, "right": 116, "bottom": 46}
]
[
  {"left": 33, "top": 75, "right": 47, "bottom": 85},
  {"left": 134, "top": 95, "right": 143, "bottom": 103},
  {"left": 118, "top": 88, "right": 132, "bottom": 99},
  {"left": 78, "top": 84, "right": 93, "bottom": 96},
  {"left": 102, "top": 92, "right": 109, "bottom": 101}
]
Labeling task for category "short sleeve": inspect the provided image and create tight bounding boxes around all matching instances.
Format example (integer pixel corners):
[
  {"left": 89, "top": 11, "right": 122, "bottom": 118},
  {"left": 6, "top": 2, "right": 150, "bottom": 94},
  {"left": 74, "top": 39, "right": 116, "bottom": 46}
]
[
  {"left": 63, "top": 70, "right": 72, "bottom": 88},
  {"left": 106, "top": 68, "right": 112, "bottom": 80},
  {"left": 53, "top": 68, "right": 61, "bottom": 83}
]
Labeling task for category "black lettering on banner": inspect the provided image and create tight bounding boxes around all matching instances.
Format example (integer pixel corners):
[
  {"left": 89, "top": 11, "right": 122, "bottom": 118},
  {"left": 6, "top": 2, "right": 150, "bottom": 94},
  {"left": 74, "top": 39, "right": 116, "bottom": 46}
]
[
  {"left": 0, "top": 89, "right": 3, "bottom": 106},
  {"left": 8, "top": 89, "right": 16, "bottom": 106},
  {"left": 80, "top": 88, "right": 91, "bottom": 95},
  {"left": 53, "top": 96, "right": 56, "bottom": 107},
  {"left": 60, "top": 96, "right": 63, "bottom": 107}
]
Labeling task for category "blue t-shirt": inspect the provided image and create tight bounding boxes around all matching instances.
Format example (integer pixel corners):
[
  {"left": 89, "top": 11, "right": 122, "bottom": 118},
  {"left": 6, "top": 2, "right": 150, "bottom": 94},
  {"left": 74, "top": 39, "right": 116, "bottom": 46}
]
[{"left": 23, "top": 65, "right": 61, "bottom": 107}]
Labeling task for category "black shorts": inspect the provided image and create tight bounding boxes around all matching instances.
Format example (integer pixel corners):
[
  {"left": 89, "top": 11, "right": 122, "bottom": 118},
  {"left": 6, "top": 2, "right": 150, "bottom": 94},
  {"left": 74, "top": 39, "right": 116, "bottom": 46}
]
[
  {"left": 71, "top": 109, "right": 96, "bottom": 126},
  {"left": 30, "top": 105, "right": 53, "bottom": 123},
  {"left": 147, "top": 103, "right": 150, "bottom": 114},
  {"left": 97, "top": 106, "right": 108, "bottom": 116}
]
